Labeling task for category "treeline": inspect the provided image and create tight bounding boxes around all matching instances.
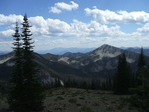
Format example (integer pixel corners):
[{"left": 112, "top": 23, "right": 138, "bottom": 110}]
[
  {"left": 45, "top": 48, "right": 149, "bottom": 111},
  {"left": 113, "top": 48, "right": 149, "bottom": 95},
  {"left": 44, "top": 48, "right": 149, "bottom": 95},
  {"left": 44, "top": 78, "right": 101, "bottom": 90},
  {"left": 44, "top": 77, "right": 112, "bottom": 91}
]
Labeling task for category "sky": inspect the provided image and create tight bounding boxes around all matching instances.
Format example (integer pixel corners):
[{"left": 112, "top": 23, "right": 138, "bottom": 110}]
[{"left": 0, "top": 0, "right": 149, "bottom": 51}]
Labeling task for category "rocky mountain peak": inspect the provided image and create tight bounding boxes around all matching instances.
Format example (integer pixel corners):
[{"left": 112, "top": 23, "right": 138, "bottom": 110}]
[
  {"left": 89, "top": 44, "right": 122, "bottom": 60},
  {"left": 98, "top": 44, "right": 121, "bottom": 52}
]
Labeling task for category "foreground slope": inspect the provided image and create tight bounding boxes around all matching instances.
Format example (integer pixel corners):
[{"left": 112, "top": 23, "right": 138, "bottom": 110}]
[{"left": 0, "top": 88, "right": 138, "bottom": 112}]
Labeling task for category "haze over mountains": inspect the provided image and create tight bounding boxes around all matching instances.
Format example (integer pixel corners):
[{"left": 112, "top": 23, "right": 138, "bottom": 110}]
[
  {"left": 1, "top": 45, "right": 149, "bottom": 56},
  {"left": 36, "top": 46, "right": 149, "bottom": 56},
  {"left": 1, "top": 44, "right": 149, "bottom": 85}
]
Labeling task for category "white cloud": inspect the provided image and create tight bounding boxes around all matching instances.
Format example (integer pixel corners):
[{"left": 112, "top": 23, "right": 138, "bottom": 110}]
[
  {"left": 49, "top": 1, "right": 79, "bottom": 13},
  {"left": 29, "top": 16, "right": 72, "bottom": 37},
  {"left": 29, "top": 16, "right": 127, "bottom": 38},
  {"left": 71, "top": 20, "right": 126, "bottom": 37},
  {"left": 34, "top": 36, "right": 149, "bottom": 51},
  {"left": 0, "top": 14, "right": 23, "bottom": 25},
  {"left": 137, "top": 23, "right": 149, "bottom": 33},
  {"left": 84, "top": 8, "right": 149, "bottom": 24},
  {"left": 0, "top": 14, "right": 127, "bottom": 40},
  {"left": 1, "top": 14, "right": 149, "bottom": 51},
  {"left": 56, "top": 1, "right": 79, "bottom": 11},
  {"left": 131, "top": 23, "right": 149, "bottom": 37},
  {"left": 49, "top": 7, "right": 62, "bottom": 14},
  {"left": 0, "top": 29, "right": 14, "bottom": 39}
]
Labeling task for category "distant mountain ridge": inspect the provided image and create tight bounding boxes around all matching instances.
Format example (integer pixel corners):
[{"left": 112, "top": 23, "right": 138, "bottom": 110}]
[
  {"left": 0, "top": 51, "right": 11, "bottom": 55},
  {"left": 1, "top": 46, "right": 149, "bottom": 56},
  {"left": 1, "top": 44, "right": 149, "bottom": 84},
  {"left": 36, "top": 46, "right": 149, "bottom": 56},
  {"left": 42, "top": 44, "right": 149, "bottom": 77},
  {"left": 36, "top": 47, "right": 96, "bottom": 55},
  {"left": 126, "top": 48, "right": 149, "bottom": 57}
]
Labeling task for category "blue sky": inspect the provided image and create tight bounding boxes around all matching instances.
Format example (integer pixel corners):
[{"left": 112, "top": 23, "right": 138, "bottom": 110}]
[{"left": 0, "top": 0, "right": 149, "bottom": 51}]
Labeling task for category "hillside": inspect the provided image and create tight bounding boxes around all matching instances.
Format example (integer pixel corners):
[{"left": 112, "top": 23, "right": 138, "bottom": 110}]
[
  {"left": 0, "top": 44, "right": 149, "bottom": 84},
  {"left": 42, "top": 44, "right": 147, "bottom": 77}
]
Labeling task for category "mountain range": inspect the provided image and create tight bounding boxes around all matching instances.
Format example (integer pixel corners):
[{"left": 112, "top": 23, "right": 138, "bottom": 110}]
[
  {"left": 0, "top": 44, "right": 149, "bottom": 85},
  {"left": 36, "top": 47, "right": 96, "bottom": 55}
]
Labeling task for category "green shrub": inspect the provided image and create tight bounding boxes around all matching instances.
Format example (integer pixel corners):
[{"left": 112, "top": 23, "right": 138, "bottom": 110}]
[
  {"left": 92, "top": 102, "right": 100, "bottom": 106},
  {"left": 79, "top": 97, "right": 84, "bottom": 100},
  {"left": 57, "top": 96, "right": 64, "bottom": 100},
  {"left": 81, "top": 106, "right": 93, "bottom": 112},
  {"left": 68, "top": 98, "right": 77, "bottom": 103}
]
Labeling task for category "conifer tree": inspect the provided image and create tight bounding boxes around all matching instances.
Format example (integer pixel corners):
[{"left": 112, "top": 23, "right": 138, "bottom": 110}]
[
  {"left": 8, "top": 15, "right": 44, "bottom": 112},
  {"left": 113, "top": 53, "right": 131, "bottom": 95},
  {"left": 129, "top": 48, "right": 149, "bottom": 112},
  {"left": 21, "top": 14, "right": 44, "bottom": 111},
  {"left": 137, "top": 47, "right": 146, "bottom": 70},
  {"left": 8, "top": 22, "right": 24, "bottom": 111}
]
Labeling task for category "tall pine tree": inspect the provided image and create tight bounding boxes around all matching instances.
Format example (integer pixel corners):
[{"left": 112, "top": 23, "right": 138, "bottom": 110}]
[
  {"left": 129, "top": 48, "right": 149, "bottom": 112},
  {"left": 113, "top": 53, "right": 131, "bottom": 95},
  {"left": 137, "top": 47, "right": 146, "bottom": 71},
  {"left": 8, "top": 15, "right": 44, "bottom": 112},
  {"left": 8, "top": 22, "right": 24, "bottom": 111}
]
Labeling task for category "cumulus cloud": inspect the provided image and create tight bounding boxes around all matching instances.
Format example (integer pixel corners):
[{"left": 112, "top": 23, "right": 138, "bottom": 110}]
[
  {"left": 49, "top": 1, "right": 79, "bottom": 13},
  {"left": 131, "top": 23, "right": 149, "bottom": 37},
  {"left": 49, "top": 7, "right": 62, "bottom": 14},
  {"left": 29, "top": 16, "right": 73, "bottom": 37},
  {"left": 0, "top": 14, "right": 127, "bottom": 40},
  {"left": 34, "top": 36, "right": 149, "bottom": 51},
  {"left": 1, "top": 13, "right": 149, "bottom": 51},
  {"left": 84, "top": 8, "right": 149, "bottom": 24},
  {"left": 0, "top": 14, "right": 23, "bottom": 25},
  {"left": 0, "top": 29, "right": 14, "bottom": 37},
  {"left": 29, "top": 16, "right": 126, "bottom": 38},
  {"left": 137, "top": 23, "right": 149, "bottom": 34},
  {"left": 71, "top": 20, "right": 126, "bottom": 37}
]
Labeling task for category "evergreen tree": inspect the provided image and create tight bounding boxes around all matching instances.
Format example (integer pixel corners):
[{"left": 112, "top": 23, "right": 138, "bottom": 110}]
[
  {"left": 113, "top": 53, "right": 131, "bottom": 95},
  {"left": 8, "top": 22, "right": 24, "bottom": 111},
  {"left": 65, "top": 77, "right": 72, "bottom": 88},
  {"left": 91, "top": 78, "right": 101, "bottom": 90},
  {"left": 136, "top": 47, "right": 147, "bottom": 86},
  {"left": 129, "top": 48, "right": 149, "bottom": 112},
  {"left": 137, "top": 47, "right": 146, "bottom": 71},
  {"left": 8, "top": 15, "right": 45, "bottom": 112}
]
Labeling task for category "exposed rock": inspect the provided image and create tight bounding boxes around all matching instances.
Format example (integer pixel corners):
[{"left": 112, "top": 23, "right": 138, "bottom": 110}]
[{"left": 1, "top": 44, "right": 149, "bottom": 80}]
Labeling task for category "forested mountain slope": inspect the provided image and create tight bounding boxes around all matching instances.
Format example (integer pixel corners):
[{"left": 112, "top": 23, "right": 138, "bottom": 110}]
[{"left": 0, "top": 44, "right": 149, "bottom": 83}]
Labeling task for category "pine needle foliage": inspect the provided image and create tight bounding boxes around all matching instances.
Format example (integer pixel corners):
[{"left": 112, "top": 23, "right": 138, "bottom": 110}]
[
  {"left": 8, "top": 15, "right": 45, "bottom": 112},
  {"left": 129, "top": 48, "right": 149, "bottom": 112},
  {"left": 113, "top": 53, "right": 131, "bottom": 95}
]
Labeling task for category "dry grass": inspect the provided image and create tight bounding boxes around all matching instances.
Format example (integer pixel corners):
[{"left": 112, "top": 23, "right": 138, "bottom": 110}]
[
  {"left": 43, "top": 88, "right": 138, "bottom": 112},
  {"left": 0, "top": 88, "right": 138, "bottom": 112}
]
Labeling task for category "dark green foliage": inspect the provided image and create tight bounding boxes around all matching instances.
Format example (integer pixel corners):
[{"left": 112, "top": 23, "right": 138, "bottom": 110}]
[
  {"left": 101, "top": 77, "right": 112, "bottom": 91},
  {"left": 8, "top": 22, "right": 24, "bottom": 111},
  {"left": 113, "top": 53, "right": 132, "bottom": 95},
  {"left": 55, "top": 78, "right": 61, "bottom": 88},
  {"left": 129, "top": 48, "right": 149, "bottom": 112},
  {"left": 65, "top": 77, "right": 72, "bottom": 88},
  {"left": 136, "top": 48, "right": 147, "bottom": 87},
  {"left": 137, "top": 47, "right": 146, "bottom": 70},
  {"left": 8, "top": 15, "right": 44, "bottom": 112},
  {"left": 91, "top": 78, "right": 101, "bottom": 90}
]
